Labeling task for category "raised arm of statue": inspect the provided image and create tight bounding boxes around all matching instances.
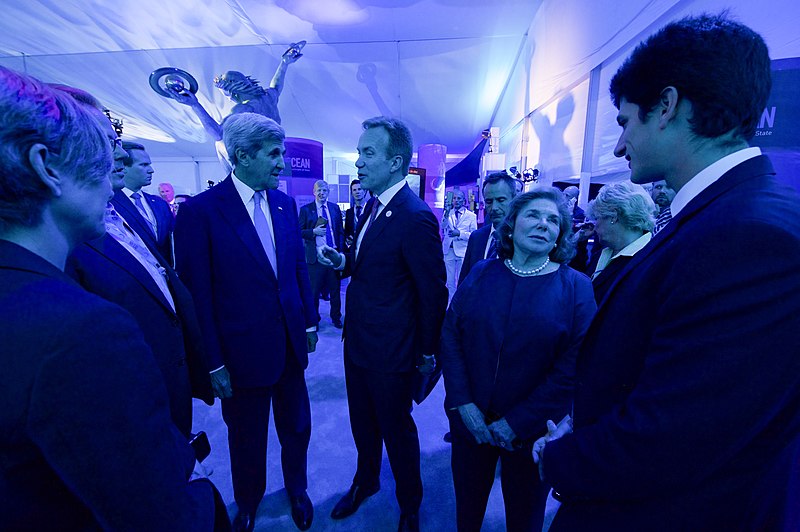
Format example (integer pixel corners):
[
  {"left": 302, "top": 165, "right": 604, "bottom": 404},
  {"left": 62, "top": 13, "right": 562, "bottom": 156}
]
[
  {"left": 270, "top": 41, "right": 305, "bottom": 96},
  {"left": 166, "top": 87, "right": 223, "bottom": 142}
]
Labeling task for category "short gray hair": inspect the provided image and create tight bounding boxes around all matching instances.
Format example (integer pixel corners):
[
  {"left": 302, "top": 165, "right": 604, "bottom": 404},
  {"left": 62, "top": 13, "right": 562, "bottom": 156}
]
[
  {"left": 587, "top": 181, "right": 658, "bottom": 232},
  {"left": 223, "top": 112, "right": 285, "bottom": 167},
  {"left": 0, "top": 68, "right": 112, "bottom": 231}
]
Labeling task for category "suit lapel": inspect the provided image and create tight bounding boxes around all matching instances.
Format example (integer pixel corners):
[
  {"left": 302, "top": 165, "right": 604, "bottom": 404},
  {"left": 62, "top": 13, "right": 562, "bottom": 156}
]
[
  {"left": 112, "top": 190, "right": 157, "bottom": 242},
  {"left": 88, "top": 236, "right": 176, "bottom": 315},
  {"left": 354, "top": 184, "right": 411, "bottom": 270},
  {"left": 214, "top": 177, "right": 277, "bottom": 283},
  {"left": 144, "top": 192, "right": 164, "bottom": 240},
  {"left": 595, "top": 155, "right": 775, "bottom": 310}
]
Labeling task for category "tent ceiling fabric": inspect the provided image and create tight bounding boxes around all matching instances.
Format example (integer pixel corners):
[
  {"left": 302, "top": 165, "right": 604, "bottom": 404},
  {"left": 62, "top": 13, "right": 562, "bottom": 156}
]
[
  {"left": 2, "top": 1, "right": 798, "bottom": 185},
  {"left": 0, "top": 0, "right": 541, "bottom": 159}
]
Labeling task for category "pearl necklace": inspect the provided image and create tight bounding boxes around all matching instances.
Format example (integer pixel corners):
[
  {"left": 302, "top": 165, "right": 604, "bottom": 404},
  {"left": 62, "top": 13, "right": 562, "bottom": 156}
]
[{"left": 505, "top": 257, "right": 550, "bottom": 277}]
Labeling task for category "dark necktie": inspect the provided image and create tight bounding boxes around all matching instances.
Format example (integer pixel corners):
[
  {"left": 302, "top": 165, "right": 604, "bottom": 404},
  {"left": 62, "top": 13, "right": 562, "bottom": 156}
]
[
  {"left": 253, "top": 191, "right": 278, "bottom": 276},
  {"left": 321, "top": 203, "right": 335, "bottom": 248},
  {"left": 653, "top": 206, "right": 672, "bottom": 235},
  {"left": 355, "top": 205, "right": 362, "bottom": 227},
  {"left": 486, "top": 233, "right": 498, "bottom": 259},
  {"left": 366, "top": 198, "right": 381, "bottom": 233}
]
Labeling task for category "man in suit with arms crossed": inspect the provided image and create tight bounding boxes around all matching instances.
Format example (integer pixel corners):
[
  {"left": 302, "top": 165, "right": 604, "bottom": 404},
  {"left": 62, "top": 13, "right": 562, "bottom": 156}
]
[
  {"left": 299, "top": 179, "right": 344, "bottom": 328},
  {"left": 318, "top": 116, "right": 448, "bottom": 532},
  {"left": 112, "top": 141, "right": 175, "bottom": 265},
  {"left": 458, "top": 172, "right": 517, "bottom": 284},
  {"left": 175, "top": 112, "right": 318, "bottom": 532},
  {"left": 536, "top": 14, "right": 800, "bottom": 530}
]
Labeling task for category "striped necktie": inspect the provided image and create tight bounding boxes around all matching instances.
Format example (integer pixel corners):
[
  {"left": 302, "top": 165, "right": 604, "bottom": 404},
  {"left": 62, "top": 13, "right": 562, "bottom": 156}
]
[
  {"left": 486, "top": 233, "right": 498, "bottom": 259},
  {"left": 653, "top": 206, "right": 672, "bottom": 235}
]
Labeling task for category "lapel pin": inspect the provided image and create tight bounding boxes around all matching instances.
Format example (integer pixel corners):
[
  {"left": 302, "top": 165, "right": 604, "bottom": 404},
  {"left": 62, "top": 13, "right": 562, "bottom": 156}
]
[
  {"left": 385, "top": 210, "right": 392, "bottom": 217},
  {"left": 278, "top": 206, "right": 283, "bottom": 211}
]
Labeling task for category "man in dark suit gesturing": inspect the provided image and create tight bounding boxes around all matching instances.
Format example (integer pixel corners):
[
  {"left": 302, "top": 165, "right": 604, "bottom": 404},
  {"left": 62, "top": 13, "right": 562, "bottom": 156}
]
[
  {"left": 318, "top": 116, "right": 448, "bottom": 532},
  {"left": 537, "top": 15, "right": 800, "bottom": 531},
  {"left": 111, "top": 141, "right": 175, "bottom": 265},
  {"left": 175, "top": 112, "right": 318, "bottom": 531},
  {"left": 298, "top": 179, "right": 344, "bottom": 328}
]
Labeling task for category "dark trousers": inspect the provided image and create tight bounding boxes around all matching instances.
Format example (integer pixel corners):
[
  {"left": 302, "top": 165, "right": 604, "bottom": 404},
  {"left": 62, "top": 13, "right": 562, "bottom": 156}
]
[
  {"left": 308, "top": 262, "right": 341, "bottom": 320},
  {"left": 451, "top": 430, "right": 547, "bottom": 532},
  {"left": 220, "top": 350, "right": 311, "bottom": 514},
  {"left": 344, "top": 356, "right": 422, "bottom": 513}
]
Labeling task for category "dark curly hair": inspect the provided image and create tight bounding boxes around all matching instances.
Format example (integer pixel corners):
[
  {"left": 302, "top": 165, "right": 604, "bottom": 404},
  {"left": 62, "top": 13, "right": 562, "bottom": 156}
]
[
  {"left": 609, "top": 13, "right": 771, "bottom": 143},
  {"left": 496, "top": 187, "right": 576, "bottom": 264}
]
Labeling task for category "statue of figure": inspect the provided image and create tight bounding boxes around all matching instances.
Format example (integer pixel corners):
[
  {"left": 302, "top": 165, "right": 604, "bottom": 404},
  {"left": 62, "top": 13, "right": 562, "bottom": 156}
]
[{"left": 164, "top": 41, "right": 305, "bottom": 142}]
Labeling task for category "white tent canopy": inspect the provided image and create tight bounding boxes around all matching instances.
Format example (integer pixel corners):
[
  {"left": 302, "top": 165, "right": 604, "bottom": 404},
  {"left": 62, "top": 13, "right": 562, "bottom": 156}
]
[{"left": 2, "top": 0, "right": 798, "bottom": 192}]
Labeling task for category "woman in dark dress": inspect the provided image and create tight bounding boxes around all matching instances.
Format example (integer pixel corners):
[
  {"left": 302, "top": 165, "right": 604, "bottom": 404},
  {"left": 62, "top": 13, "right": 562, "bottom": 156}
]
[{"left": 440, "top": 187, "right": 596, "bottom": 532}]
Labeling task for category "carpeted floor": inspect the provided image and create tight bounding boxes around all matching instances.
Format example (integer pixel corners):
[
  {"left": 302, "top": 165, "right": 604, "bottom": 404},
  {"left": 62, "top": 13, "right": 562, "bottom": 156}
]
[{"left": 192, "top": 292, "right": 558, "bottom": 531}]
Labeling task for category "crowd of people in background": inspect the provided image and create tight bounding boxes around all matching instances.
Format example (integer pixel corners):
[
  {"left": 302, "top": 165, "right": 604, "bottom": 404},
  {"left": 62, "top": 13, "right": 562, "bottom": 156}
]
[{"left": 2, "top": 12, "right": 800, "bottom": 532}]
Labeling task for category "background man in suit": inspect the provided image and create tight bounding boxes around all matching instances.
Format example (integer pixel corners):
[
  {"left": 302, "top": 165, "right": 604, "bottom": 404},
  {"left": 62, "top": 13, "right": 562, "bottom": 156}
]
[
  {"left": 562, "top": 185, "right": 585, "bottom": 225},
  {"left": 344, "top": 178, "right": 368, "bottom": 250},
  {"left": 299, "top": 179, "right": 344, "bottom": 328},
  {"left": 537, "top": 14, "right": 800, "bottom": 530},
  {"left": 60, "top": 88, "right": 213, "bottom": 437},
  {"left": 175, "top": 112, "right": 318, "bottom": 532},
  {"left": 441, "top": 189, "right": 477, "bottom": 300},
  {"left": 458, "top": 172, "right": 517, "bottom": 284},
  {"left": 112, "top": 142, "right": 175, "bottom": 265},
  {"left": 159, "top": 181, "right": 180, "bottom": 217},
  {"left": 318, "top": 116, "right": 448, "bottom": 532},
  {"left": 649, "top": 179, "right": 675, "bottom": 235},
  {"left": 0, "top": 66, "right": 216, "bottom": 530}
]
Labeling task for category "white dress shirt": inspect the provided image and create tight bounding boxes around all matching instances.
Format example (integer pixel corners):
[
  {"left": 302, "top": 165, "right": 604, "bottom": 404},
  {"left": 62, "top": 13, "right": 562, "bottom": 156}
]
[
  {"left": 355, "top": 179, "right": 407, "bottom": 259},
  {"left": 231, "top": 174, "right": 277, "bottom": 244}
]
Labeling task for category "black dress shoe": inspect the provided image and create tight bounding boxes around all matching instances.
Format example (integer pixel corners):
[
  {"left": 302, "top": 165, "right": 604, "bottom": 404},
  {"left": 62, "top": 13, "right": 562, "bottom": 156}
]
[
  {"left": 332, "top": 318, "right": 343, "bottom": 329},
  {"left": 330, "top": 483, "right": 379, "bottom": 519},
  {"left": 232, "top": 510, "right": 255, "bottom": 532},
  {"left": 398, "top": 512, "right": 419, "bottom": 532},
  {"left": 289, "top": 492, "right": 313, "bottom": 531}
]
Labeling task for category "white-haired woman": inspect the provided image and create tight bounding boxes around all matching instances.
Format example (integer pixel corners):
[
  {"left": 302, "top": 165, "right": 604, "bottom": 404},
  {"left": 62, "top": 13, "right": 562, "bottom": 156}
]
[{"left": 587, "top": 181, "right": 658, "bottom": 301}]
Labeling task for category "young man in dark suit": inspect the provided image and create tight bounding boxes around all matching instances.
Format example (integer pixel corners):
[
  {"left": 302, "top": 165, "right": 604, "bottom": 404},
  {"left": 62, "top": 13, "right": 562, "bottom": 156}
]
[
  {"left": 318, "top": 116, "right": 448, "bottom": 532},
  {"left": 0, "top": 67, "right": 216, "bottom": 531},
  {"left": 298, "top": 179, "right": 344, "bottom": 328},
  {"left": 343, "top": 178, "right": 368, "bottom": 250},
  {"left": 111, "top": 141, "right": 175, "bottom": 265},
  {"left": 174, "top": 112, "right": 318, "bottom": 532},
  {"left": 536, "top": 15, "right": 800, "bottom": 531}
]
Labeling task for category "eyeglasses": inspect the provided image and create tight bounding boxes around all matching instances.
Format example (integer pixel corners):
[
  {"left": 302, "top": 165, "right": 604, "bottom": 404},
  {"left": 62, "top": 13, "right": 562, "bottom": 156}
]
[{"left": 110, "top": 137, "right": 123, "bottom": 150}]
